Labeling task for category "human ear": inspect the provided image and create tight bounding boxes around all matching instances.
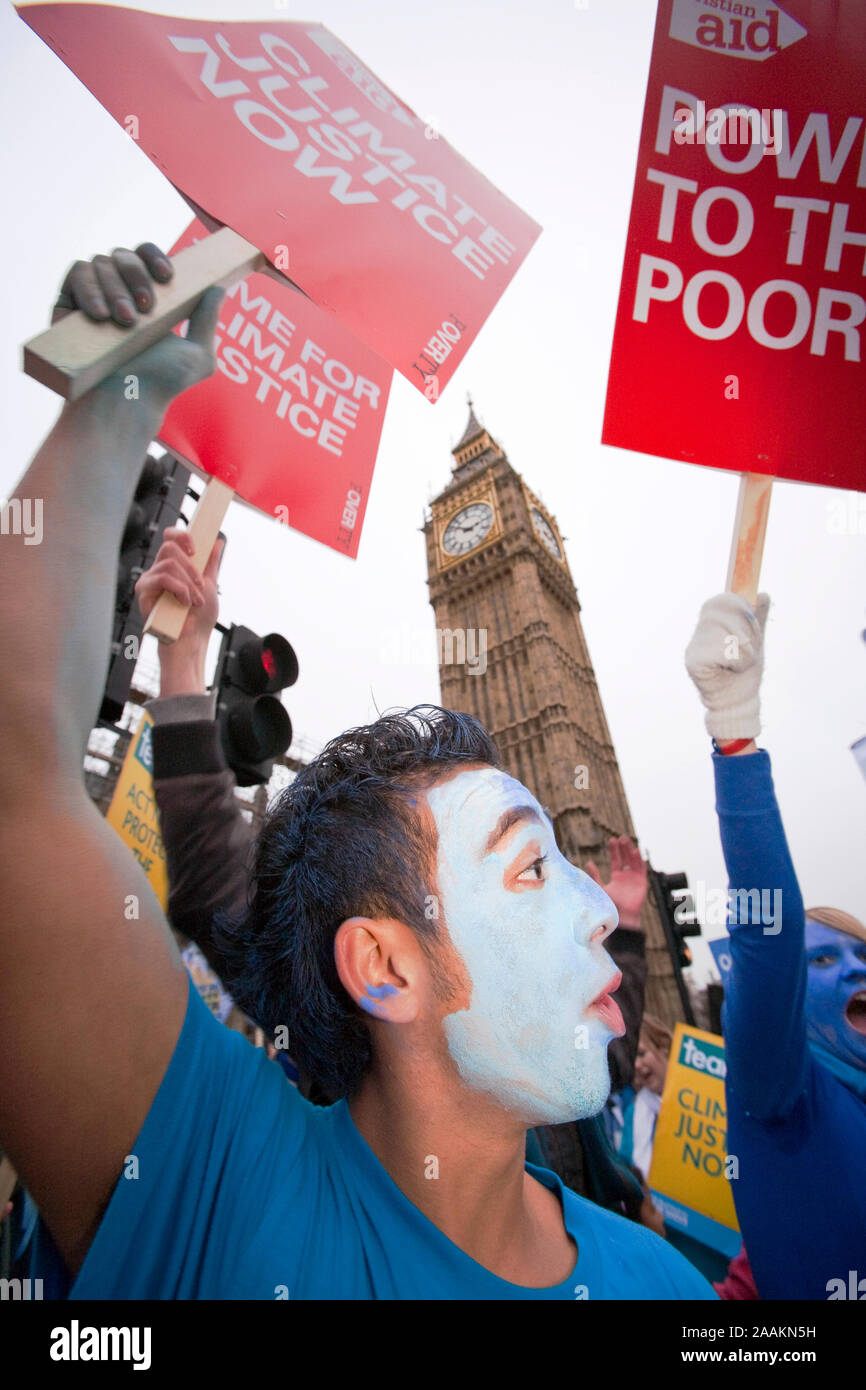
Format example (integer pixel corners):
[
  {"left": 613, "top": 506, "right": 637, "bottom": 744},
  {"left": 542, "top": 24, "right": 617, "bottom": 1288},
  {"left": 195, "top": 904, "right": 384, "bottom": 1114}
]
[{"left": 334, "top": 917, "right": 421, "bottom": 1024}]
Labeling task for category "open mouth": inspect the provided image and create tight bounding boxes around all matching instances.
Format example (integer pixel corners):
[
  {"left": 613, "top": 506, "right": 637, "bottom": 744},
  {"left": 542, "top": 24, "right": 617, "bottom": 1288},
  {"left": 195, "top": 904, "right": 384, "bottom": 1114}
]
[
  {"left": 588, "top": 970, "right": 625, "bottom": 1037},
  {"left": 845, "top": 991, "right": 866, "bottom": 1036}
]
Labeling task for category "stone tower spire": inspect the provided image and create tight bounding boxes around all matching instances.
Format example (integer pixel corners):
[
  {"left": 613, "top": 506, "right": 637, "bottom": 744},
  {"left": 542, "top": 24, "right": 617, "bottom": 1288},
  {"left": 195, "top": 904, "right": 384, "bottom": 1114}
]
[{"left": 423, "top": 406, "right": 682, "bottom": 1022}]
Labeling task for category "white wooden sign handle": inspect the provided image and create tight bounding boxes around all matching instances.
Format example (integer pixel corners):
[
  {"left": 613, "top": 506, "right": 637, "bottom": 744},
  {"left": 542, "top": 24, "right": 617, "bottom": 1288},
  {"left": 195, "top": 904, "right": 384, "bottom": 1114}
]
[
  {"left": 726, "top": 472, "right": 773, "bottom": 609},
  {"left": 23, "top": 228, "right": 266, "bottom": 401},
  {"left": 144, "top": 477, "right": 234, "bottom": 645}
]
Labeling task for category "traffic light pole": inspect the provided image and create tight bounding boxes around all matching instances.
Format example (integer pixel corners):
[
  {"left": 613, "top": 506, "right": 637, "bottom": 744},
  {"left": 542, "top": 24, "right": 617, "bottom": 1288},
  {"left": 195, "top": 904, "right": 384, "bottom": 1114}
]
[
  {"left": 648, "top": 866, "right": 696, "bottom": 1025},
  {"left": 212, "top": 623, "right": 299, "bottom": 785},
  {"left": 99, "top": 452, "right": 191, "bottom": 726}
]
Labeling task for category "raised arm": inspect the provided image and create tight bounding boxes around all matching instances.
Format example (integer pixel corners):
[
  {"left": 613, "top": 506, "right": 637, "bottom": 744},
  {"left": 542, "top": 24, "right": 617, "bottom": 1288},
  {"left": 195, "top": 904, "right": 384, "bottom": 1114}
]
[
  {"left": 136, "top": 531, "right": 256, "bottom": 958},
  {"left": 0, "top": 246, "right": 223, "bottom": 1272},
  {"left": 585, "top": 836, "right": 649, "bottom": 1091},
  {"left": 686, "top": 593, "right": 809, "bottom": 1120}
]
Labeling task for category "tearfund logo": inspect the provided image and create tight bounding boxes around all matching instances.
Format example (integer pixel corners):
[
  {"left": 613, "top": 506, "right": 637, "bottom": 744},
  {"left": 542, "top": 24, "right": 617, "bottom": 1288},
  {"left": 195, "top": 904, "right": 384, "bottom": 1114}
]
[{"left": 679, "top": 1032, "right": 727, "bottom": 1079}]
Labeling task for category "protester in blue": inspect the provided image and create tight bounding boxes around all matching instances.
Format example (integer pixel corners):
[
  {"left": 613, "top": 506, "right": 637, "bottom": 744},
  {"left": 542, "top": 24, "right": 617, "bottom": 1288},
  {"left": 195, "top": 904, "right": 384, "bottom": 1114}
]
[
  {"left": 0, "top": 243, "right": 714, "bottom": 1300},
  {"left": 686, "top": 593, "right": 866, "bottom": 1300}
]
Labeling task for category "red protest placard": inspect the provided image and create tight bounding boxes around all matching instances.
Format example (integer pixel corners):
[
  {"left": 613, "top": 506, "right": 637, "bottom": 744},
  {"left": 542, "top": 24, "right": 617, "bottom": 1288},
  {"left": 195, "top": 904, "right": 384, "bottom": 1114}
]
[
  {"left": 158, "top": 221, "right": 392, "bottom": 559},
  {"left": 603, "top": 0, "right": 866, "bottom": 492},
  {"left": 17, "top": 4, "right": 541, "bottom": 397}
]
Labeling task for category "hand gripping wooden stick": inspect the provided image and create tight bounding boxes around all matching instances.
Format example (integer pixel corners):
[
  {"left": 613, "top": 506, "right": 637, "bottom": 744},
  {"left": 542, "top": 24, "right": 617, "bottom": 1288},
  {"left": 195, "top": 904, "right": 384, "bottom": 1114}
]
[
  {"left": 726, "top": 472, "right": 773, "bottom": 609},
  {"left": 144, "top": 476, "right": 234, "bottom": 645},
  {"left": 23, "top": 228, "right": 266, "bottom": 400},
  {"left": 23, "top": 227, "right": 271, "bottom": 642}
]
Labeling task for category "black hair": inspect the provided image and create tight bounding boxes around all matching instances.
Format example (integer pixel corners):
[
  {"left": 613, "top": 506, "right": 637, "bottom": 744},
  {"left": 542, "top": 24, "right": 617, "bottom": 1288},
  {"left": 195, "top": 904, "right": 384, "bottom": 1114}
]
[{"left": 215, "top": 705, "right": 499, "bottom": 1099}]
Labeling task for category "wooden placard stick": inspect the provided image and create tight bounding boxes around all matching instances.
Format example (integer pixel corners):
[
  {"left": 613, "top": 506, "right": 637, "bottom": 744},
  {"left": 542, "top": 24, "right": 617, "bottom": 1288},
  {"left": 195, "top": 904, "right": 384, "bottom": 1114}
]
[
  {"left": 726, "top": 472, "right": 773, "bottom": 609},
  {"left": 23, "top": 227, "right": 267, "bottom": 401},
  {"left": 144, "top": 476, "right": 234, "bottom": 644}
]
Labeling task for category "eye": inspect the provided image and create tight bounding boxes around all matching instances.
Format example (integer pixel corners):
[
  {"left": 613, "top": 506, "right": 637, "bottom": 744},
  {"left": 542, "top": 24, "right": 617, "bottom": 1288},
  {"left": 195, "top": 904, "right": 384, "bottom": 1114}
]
[
  {"left": 516, "top": 854, "right": 548, "bottom": 884},
  {"left": 809, "top": 951, "right": 836, "bottom": 967}
]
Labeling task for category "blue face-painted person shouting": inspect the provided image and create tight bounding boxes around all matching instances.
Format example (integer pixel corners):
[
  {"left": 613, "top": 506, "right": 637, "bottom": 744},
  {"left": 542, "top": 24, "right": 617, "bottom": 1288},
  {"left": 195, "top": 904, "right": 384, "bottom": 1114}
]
[{"left": 686, "top": 592, "right": 866, "bottom": 1301}]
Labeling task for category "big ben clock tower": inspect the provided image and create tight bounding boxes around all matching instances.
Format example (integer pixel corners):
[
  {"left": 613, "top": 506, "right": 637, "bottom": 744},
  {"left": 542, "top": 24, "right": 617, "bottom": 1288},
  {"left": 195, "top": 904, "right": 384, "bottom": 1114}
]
[{"left": 424, "top": 402, "right": 682, "bottom": 1022}]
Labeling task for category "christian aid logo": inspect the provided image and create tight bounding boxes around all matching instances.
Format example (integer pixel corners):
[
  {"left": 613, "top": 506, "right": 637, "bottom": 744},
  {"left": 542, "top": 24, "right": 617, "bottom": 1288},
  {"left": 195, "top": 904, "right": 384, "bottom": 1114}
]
[{"left": 669, "top": 1, "right": 807, "bottom": 62}]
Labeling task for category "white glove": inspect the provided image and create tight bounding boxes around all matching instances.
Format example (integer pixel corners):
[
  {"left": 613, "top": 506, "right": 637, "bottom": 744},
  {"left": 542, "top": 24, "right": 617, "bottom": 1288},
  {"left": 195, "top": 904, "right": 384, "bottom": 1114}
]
[{"left": 685, "top": 592, "right": 770, "bottom": 740}]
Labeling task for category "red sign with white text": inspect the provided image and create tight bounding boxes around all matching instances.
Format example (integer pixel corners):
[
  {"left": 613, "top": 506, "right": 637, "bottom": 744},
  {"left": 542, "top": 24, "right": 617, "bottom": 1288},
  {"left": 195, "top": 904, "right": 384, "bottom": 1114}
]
[
  {"left": 158, "top": 222, "right": 392, "bottom": 559},
  {"left": 603, "top": 0, "right": 866, "bottom": 492},
  {"left": 18, "top": 4, "right": 541, "bottom": 396}
]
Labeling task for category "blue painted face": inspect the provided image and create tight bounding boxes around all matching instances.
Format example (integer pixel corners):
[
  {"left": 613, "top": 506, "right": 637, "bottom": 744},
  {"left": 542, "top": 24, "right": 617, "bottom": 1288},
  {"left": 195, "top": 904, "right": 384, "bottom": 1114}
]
[
  {"left": 805, "top": 921, "right": 866, "bottom": 1070},
  {"left": 427, "top": 767, "right": 624, "bottom": 1125}
]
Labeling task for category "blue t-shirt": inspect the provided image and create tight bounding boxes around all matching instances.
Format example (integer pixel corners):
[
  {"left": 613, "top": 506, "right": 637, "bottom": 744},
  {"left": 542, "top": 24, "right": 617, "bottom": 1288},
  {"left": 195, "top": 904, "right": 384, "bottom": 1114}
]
[{"left": 58, "top": 982, "right": 714, "bottom": 1300}]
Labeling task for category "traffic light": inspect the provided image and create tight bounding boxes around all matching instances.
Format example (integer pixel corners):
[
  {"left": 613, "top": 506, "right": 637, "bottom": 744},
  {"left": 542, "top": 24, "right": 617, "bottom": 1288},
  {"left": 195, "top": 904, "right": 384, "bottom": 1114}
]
[
  {"left": 100, "top": 453, "right": 190, "bottom": 725},
  {"left": 656, "top": 871, "right": 701, "bottom": 968},
  {"left": 213, "top": 624, "right": 299, "bottom": 785}
]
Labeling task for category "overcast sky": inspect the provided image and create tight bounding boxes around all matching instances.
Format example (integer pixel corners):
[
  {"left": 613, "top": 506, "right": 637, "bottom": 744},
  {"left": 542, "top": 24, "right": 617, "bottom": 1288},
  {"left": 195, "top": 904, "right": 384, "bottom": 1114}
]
[{"left": 2, "top": 0, "right": 864, "bottom": 976}]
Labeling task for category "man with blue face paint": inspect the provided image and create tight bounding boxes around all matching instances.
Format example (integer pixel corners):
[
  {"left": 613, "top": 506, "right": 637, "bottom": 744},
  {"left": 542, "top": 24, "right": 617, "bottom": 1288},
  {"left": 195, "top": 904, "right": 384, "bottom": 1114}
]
[
  {"left": 2, "top": 245, "right": 715, "bottom": 1302},
  {"left": 425, "top": 766, "right": 628, "bottom": 1126},
  {"left": 686, "top": 594, "right": 866, "bottom": 1299},
  {"left": 803, "top": 908, "right": 866, "bottom": 1081}
]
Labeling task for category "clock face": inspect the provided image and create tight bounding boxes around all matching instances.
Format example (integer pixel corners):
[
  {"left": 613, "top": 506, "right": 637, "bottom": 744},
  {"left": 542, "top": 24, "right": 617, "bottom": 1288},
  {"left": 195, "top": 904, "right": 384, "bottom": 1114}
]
[
  {"left": 531, "top": 507, "right": 562, "bottom": 560},
  {"left": 442, "top": 501, "right": 494, "bottom": 556}
]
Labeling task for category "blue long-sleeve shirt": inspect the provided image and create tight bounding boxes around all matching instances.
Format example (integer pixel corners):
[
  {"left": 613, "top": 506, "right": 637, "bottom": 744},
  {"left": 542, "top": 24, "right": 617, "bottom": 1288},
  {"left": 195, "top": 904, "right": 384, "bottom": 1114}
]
[{"left": 715, "top": 749, "right": 866, "bottom": 1300}]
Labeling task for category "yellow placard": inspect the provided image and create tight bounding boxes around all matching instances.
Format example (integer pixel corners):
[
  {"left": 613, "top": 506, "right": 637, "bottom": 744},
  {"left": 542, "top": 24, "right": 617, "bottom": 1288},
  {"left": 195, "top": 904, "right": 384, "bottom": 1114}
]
[
  {"left": 649, "top": 1023, "right": 739, "bottom": 1247},
  {"left": 105, "top": 712, "right": 168, "bottom": 909}
]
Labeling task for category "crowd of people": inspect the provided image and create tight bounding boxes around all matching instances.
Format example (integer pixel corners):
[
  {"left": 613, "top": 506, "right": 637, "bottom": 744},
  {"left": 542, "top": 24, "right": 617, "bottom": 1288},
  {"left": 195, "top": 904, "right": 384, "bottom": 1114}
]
[{"left": 0, "top": 242, "right": 863, "bottom": 1300}]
